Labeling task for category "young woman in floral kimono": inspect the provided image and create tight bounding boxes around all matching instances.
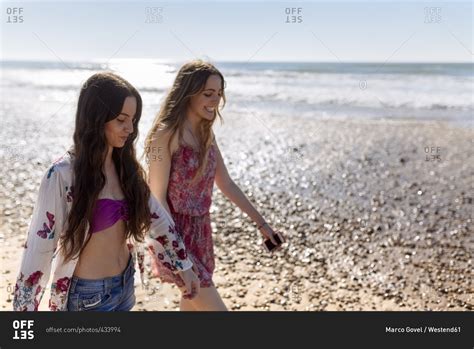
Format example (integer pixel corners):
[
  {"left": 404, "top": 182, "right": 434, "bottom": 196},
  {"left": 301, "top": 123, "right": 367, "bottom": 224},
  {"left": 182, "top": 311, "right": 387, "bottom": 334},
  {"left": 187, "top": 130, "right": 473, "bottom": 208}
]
[
  {"left": 13, "top": 72, "right": 200, "bottom": 311},
  {"left": 145, "top": 61, "right": 285, "bottom": 311}
]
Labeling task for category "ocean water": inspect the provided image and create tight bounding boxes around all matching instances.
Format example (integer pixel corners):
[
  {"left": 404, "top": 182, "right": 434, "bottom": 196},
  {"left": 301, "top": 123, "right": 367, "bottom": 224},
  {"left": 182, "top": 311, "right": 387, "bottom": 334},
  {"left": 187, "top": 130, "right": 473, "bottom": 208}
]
[
  {"left": 219, "top": 61, "right": 474, "bottom": 122},
  {"left": 1, "top": 59, "right": 472, "bottom": 122},
  {"left": 0, "top": 59, "right": 472, "bottom": 163}
]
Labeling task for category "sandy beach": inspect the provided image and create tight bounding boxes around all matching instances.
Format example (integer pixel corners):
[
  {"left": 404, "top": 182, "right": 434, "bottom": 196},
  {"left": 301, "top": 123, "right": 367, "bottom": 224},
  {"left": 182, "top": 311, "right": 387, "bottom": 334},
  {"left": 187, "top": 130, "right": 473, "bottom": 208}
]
[{"left": 0, "top": 113, "right": 472, "bottom": 311}]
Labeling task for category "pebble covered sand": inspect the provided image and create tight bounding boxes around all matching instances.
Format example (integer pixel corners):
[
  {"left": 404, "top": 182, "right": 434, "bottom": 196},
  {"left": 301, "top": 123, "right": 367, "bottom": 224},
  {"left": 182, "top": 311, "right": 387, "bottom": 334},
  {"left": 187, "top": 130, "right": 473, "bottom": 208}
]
[{"left": 0, "top": 112, "right": 472, "bottom": 311}]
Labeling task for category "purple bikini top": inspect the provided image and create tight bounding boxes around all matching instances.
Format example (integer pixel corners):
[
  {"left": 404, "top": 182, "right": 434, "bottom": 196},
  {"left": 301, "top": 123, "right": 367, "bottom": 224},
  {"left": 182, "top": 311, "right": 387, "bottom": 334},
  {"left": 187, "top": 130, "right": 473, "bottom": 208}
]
[{"left": 89, "top": 198, "right": 129, "bottom": 234}]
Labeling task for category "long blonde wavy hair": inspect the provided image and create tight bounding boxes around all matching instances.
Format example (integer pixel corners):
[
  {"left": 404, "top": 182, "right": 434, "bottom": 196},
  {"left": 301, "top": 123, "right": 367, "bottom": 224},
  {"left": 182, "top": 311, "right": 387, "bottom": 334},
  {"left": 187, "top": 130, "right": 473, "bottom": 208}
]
[{"left": 145, "top": 60, "right": 226, "bottom": 181}]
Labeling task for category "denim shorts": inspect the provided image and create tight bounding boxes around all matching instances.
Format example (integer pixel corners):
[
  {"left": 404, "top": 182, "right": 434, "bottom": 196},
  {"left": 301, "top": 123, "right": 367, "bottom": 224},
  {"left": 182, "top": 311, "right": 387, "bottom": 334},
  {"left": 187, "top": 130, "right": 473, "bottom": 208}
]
[{"left": 67, "top": 254, "right": 136, "bottom": 311}]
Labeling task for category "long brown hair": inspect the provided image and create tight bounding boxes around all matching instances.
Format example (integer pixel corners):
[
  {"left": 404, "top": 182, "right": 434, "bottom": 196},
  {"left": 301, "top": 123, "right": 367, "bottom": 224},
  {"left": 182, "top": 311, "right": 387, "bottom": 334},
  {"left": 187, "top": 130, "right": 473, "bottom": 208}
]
[
  {"left": 145, "top": 60, "right": 226, "bottom": 180},
  {"left": 61, "top": 72, "right": 151, "bottom": 263}
]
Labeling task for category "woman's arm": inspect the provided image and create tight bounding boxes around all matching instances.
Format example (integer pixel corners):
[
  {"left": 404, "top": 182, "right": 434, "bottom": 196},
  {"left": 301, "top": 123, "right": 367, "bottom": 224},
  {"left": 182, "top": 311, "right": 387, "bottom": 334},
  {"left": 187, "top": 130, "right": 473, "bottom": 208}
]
[
  {"left": 214, "top": 141, "right": 281, "bottom": 245},
  {"left": 147, "top": 128, "right": 191, "bottom": 271},
  {"left": 146, "top": 129, "right": 200, "bottom": 297},
  {"left": 13, "top": 163, "right": 66, "bottom": 311},
  {"left": 147, "top": 129, "right": 174, "bottom": 217}
]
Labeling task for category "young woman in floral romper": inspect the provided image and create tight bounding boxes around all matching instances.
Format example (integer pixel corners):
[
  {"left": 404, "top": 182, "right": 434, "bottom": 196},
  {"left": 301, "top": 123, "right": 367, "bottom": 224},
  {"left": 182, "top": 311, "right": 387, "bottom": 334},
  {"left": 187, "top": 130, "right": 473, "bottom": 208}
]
[{"left": 146, "top": 61, "right": 285, "bottom": 311}]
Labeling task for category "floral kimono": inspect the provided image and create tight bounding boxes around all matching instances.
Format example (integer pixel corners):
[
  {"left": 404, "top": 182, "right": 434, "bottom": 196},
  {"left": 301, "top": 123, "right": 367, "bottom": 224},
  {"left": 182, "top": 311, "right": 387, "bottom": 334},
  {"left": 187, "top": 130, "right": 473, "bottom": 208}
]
[{"left": 13, "top": 152, "right": 192, "bottom": 311}]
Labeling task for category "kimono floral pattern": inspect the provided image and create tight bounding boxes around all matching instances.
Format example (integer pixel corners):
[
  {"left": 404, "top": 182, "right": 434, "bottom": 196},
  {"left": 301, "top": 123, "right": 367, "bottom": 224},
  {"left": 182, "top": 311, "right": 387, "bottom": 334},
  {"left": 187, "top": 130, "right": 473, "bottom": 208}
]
[
  {"left": 36, "top": 211, "right": 55, "bottom": 239},
  {"left": 13, "top": 152, "right": 193, "bottom": 311},
  {"left": 13, "top": 271, "right": 44, "bottom": 311},
  {"left": 154, "top": 142, "right": 217, "bottom": 288},
  {"left": 48, "top": 277, "right": 71, "bottom": 311}
]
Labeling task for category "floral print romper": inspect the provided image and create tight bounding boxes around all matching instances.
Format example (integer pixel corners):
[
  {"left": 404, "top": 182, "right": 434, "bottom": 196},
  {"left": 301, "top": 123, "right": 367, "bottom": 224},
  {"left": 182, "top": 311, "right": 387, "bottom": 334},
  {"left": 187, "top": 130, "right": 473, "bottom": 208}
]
[{"left": 153, "top": 141, "right": 217, "bottom": 288}]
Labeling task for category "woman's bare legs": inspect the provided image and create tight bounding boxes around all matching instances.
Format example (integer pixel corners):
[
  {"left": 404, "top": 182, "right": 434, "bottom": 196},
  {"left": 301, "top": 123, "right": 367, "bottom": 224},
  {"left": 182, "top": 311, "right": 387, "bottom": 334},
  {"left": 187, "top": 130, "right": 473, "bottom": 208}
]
[
  {"left": 180, "top": 297, "right": 196, "bottom": 311},
  {"left": 180, "top": 285, "right": 228, "bottom": 311}
]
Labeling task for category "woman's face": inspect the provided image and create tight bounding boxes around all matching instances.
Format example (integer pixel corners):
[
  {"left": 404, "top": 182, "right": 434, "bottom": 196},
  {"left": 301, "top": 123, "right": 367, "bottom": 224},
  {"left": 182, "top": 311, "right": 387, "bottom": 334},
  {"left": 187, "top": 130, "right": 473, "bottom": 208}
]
[
  {"left": 188, "top": 74, "right": 223, "bottom": 121},
  {"left": 104, "top": 96, "right": 137, "bottom": 148}
]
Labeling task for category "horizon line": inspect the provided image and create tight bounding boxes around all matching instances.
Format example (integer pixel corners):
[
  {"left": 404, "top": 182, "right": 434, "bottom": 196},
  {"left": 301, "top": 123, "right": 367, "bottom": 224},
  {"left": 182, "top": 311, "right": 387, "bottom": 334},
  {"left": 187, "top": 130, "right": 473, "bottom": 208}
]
[{"left": 1, "top": 58, "right": 473, "bottom": 65}]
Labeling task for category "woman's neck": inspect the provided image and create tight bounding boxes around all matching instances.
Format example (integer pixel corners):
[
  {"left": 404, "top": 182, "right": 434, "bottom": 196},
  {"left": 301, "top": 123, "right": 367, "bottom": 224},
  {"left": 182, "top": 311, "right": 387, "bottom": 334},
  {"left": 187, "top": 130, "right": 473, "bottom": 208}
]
[
  {"left": 104, "top": 146, "right": 114, "bottom": 171},
  {"left": 184, "top": 113, "right": 200, "bottom": 134}
]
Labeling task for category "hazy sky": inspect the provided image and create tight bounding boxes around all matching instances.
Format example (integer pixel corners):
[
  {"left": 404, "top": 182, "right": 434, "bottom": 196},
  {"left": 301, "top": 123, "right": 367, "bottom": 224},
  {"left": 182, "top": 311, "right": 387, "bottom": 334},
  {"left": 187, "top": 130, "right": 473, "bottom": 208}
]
[{"left": 1, "top": 1, "right": 472, "bottom": 62}]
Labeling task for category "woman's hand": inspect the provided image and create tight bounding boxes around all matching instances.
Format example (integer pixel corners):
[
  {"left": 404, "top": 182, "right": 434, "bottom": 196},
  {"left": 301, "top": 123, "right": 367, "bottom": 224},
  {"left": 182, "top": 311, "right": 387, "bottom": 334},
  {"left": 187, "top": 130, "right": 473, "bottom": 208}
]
[
  {"left": 177, "top": 267, "right": 200, "bottom": 300},
  {"left": 259, "top": 222, "right": 285, "bottom": 246}
]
